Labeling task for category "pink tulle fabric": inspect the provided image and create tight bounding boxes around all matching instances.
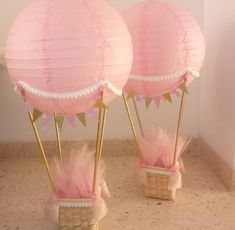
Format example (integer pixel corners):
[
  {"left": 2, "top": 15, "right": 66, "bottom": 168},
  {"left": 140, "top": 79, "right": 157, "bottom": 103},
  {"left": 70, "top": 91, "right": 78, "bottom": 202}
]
[
  {"left": 139, "top": 128, "right": 188, "bottom": 169},
  {"left": 123, "top": 1, "right": 205, "bottom": 97},
  {"left": 6, "top": 0, "right": 133, "bottom": 114},
  {"left": 53, "top": 144, "right": 104, "bottom": 199}
]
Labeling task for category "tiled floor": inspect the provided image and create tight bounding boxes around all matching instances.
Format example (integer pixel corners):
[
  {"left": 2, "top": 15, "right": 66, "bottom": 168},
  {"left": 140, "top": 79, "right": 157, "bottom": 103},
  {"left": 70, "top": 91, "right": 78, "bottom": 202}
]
[{"left": 0, "top": 152, "right": 235, "bottom": 230}]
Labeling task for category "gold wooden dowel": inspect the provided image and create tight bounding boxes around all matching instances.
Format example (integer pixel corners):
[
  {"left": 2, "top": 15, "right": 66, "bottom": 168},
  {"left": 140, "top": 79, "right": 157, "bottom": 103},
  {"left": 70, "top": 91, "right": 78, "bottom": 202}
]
[
  {"left": 92, "top": 108, "right": 102, "bottom": 194},
  {"left": 54, "top": 113, "right": 63, "bottom": 164},
  {"left": 122, "top": 93, "right": 141, "bottom": 157},
  {"left": 172, "top": 91, "right": 186, "bottom": 166},
  {"left": 95, "top": 109, "right": 102, "bottom": 155},
  {"left": 28, "top": 111, "right": 56, "bottom": 192},
  {"left": 132, "top": 97, "right": 145, "bottom": 138},
  {"left": 98, "top": 108, "right": 107, "bottom": 164}
]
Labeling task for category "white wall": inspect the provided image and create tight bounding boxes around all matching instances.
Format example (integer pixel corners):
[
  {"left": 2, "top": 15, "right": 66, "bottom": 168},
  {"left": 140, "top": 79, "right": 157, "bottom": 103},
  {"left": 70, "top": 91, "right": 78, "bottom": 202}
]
[
  {"left": 200, "top": 1, "right": 235, "bottom": 169},
  {"left": 0, "top": 0, "right": 204, "bottom": 141}
]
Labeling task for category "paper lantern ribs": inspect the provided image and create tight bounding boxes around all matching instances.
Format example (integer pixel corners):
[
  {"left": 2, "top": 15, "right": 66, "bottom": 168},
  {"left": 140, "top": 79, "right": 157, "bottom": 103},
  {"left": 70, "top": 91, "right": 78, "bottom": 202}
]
[
  {"left": 123, "top": 0, "right": 205, "bottom": 99},
  {"left": 6, "top": 0, "right": 133, "bottom": 115},
  {"left": 121, "top": 1, "right": 206, "bottom": 200},
  {"left": 5, "top": 0, "right": 133, "bottom": 227}
]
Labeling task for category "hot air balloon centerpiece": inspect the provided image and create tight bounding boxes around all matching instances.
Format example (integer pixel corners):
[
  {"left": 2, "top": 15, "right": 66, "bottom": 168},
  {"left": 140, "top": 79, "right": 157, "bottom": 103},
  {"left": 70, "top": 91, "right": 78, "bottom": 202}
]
[
  {"left": 122, "top": 0, "right": 205, "bottom": 200},
  {"left": 5, "top": 0, "right": 133, "bottom": 228}
]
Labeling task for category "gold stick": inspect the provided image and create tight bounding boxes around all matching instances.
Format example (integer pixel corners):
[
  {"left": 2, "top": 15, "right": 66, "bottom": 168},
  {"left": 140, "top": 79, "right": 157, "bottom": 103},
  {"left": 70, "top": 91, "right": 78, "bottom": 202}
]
[
  {"left": 172, "top": 91, "right": 186, "bottom": 166},
  {"left": 98, "top": 107, "right": 107, "bottom": 164},
  {"left": 122, "top": 93, "right": 141, "bottom": 157},
  {"left": 54, "top": 113, "right": 63, "bottom": 164},
  {"left": 28, "top": 111, "right": 56, "bottom": 192},
  {"left": 95, "top": 96, "right": 103, "bottom": 155},
  {"left": 92, "top": 106, "right": 105, "bottom": 193},
  {"left": 132, "top": 97, "right": 145, "bottom": 137}
]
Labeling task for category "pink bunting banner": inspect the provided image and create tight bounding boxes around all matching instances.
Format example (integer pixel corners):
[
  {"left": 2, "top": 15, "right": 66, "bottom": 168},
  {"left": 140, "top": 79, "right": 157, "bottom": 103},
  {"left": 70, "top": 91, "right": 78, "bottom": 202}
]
[
  {"left": 65, "top": 115, "right": 76, "bottom": 127},
  {"left": 42, "top": 114, "right": 53, "bottom": 127},
  {"left": 86, "top": 108, "right": 98, "bottom": 120}
]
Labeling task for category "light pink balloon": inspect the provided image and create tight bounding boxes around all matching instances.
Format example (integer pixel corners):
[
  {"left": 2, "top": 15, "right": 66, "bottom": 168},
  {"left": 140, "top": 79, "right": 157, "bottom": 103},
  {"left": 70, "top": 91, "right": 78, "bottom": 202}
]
[
  {"left": 123, "top": 1, "right": 205, "bottom": 98},
  {"left": 6, "top": 0, "right": 133, "bottom": 114}
]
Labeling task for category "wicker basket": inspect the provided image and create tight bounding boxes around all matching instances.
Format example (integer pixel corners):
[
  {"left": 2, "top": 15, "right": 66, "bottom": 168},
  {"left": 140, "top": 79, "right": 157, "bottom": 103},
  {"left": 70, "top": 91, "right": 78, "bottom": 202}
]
[
  {"left": 59, "top": 198, "right": 98, "bottom": 230},
  {"left": 143, "top": 166, "right": 176, "bottom": 200}
]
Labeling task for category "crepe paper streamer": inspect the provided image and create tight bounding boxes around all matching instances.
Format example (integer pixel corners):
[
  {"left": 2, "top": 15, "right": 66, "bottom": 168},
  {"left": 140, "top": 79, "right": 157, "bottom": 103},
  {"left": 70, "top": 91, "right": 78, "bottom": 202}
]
[
  {"left": 123, "top": 1, "right": 205, "bottom": 98},
  {"left": 6, "top": 0, "right": 133, "bottom": 115},
  {"left": 77, "top": 113, "right": 86, "bottom": 127}
]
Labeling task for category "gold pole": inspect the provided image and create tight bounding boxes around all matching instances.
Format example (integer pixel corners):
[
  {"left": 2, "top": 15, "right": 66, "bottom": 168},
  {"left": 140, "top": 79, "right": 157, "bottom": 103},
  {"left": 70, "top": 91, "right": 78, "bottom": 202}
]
[
  {"left": 98, "top": 107, "right": 107, "bottom": 164},
  {"left": 122, "top": 93, "right": 141, "bottom": 157},
  {"left": 172, "top": 91, "right": 186, "bottom": 166},
  {"left": 95, "top": 93, "right": 103, "bottom": 155},
  {"left": 54, "top": 113, "right": 63, "bottom": 164},
  {"left": 28, "top": 111, "right": 56, "bottom": 192},
  {"left": 92, "top": 104, "right": 107, "bottom": 193},
  {"left": 132, "top": 97, "right": 145, "bottom": 137}
]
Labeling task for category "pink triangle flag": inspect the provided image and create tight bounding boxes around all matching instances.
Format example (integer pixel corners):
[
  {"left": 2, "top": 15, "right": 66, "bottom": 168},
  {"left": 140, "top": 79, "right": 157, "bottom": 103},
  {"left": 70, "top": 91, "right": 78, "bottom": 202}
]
[
  {"left": 136, "top": 95, "right": 144, "bottom": 102},
  {"left": 42, "top": 114, "right": 53, "bottom": 127},
  {"left": 24, "top": 101, "right": 33, "bottom": 112},
  {"left": 154, "top": 97, "right": 161, "bottom": 107},
  {"left": 66, "top": 115, "right": 76, "bottom": 127},
  {"left": 172, "top": 88, "right": 180, "bottom": 97},
  {"left": 86, "top": 108, "right": 98, "bottom": 119}
]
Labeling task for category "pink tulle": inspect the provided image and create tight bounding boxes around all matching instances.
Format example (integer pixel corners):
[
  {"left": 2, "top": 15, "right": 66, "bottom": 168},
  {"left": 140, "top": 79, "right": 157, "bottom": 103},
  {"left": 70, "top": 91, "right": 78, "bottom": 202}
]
[
  {"left": 53, "top": 144, "right": 104, "bottom": 199},
  {"left": 139, "top": 128, "right": 189, "bottom": 169}
]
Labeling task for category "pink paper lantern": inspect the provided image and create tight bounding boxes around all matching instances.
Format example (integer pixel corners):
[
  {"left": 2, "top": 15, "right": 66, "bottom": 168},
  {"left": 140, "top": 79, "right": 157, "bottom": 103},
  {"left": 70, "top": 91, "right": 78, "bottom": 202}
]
[
  {"left": 6, "top": 0, "right": 133, "bottom": 115},
  {"left": 123, "top": 1, "right": 205, "bottom": 98}
]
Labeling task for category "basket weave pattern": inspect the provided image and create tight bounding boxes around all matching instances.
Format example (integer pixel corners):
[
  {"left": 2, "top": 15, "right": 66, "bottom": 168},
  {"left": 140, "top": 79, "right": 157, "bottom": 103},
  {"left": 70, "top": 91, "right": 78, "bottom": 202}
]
[
  {"left": 59, "top": 199, "right": 98, "bottom": 230},
  {"left": 143, "top": 167, "right": 176, "bottom": 200}
]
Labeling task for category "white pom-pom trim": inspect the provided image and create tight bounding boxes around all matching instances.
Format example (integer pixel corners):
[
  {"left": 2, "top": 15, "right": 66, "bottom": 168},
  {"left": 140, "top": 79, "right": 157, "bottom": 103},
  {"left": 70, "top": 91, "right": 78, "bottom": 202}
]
[
  {"left": 143, "top": 166, "right": 171, "bottom": 175},
  {"left": 17, "top": 79, "right": 122, "bottom": 99},
  {"left": 129, "top": 68, "right": 199, "bottom": 82},
  {"left": 59, "top": 199, "right": 93, "bottom": 208}
]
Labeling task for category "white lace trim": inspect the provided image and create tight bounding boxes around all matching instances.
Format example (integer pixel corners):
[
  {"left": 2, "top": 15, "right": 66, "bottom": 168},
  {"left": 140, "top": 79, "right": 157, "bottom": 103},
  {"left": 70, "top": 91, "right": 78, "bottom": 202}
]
[
  {"left": 59, "top": 199, "right": 93, "bottom": 208},
  {"left": 17, "top": 79, "right": 122, "bottom": 99},
  {"left": 129, "top": 68, "right": 199, "bottom": 82}
]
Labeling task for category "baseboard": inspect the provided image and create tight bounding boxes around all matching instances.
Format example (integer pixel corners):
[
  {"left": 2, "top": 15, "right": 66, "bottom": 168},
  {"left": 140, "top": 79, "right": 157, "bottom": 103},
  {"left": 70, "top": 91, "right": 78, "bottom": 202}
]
[
  {"left": 198, "top": 138, "right": 235, "bottom": 191},
  {"left": 0, "top": 138, "right": 234, "bottom": 191}
]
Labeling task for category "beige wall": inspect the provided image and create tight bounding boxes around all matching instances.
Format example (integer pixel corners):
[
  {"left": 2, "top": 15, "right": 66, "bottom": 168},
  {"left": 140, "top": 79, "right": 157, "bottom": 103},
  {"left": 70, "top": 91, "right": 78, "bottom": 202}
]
[
  {"left": 200, "top": 0, "right": 235, "bottom": 169},
  {"left": 0, "top": 0, "right": 204, "bottom": 141}
]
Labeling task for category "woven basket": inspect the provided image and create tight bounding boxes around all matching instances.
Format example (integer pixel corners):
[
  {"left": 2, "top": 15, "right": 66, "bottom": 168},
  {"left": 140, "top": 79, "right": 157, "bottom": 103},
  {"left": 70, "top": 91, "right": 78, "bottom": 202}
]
[
  {"left": 143, "top": 166, "right": 176, "bottom": 200},
  {"left": 58, "top": 198, "right": 98, "bottom": 230}
]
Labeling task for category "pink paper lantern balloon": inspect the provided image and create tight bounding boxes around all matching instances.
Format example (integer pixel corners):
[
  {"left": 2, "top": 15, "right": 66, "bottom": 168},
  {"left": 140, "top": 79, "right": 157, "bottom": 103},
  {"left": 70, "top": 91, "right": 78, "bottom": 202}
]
[
  {"left": 123, "top": 1, "right": 205, "bottom": 98},
  {"left": 6, "top": 0, "right": 133, "bottom": 114}
]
